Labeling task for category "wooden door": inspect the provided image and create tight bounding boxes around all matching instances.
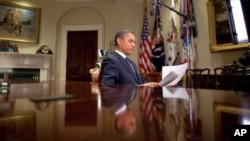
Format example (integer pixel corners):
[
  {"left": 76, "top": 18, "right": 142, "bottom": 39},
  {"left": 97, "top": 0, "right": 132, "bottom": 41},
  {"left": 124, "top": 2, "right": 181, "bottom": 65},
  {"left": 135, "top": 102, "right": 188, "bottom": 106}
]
[{"left": 66, "top": 30, "right": 98, "bottom": 81}]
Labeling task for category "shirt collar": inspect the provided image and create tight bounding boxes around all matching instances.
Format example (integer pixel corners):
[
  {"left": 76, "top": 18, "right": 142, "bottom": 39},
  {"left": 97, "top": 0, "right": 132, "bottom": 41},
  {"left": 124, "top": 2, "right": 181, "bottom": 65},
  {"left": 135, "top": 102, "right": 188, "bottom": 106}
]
[
  {"left": 115, "top": 104, "right": 127, "bottom": 115},
  {"left": 115, "top": 50, "right": 126, "bottom": 59}
]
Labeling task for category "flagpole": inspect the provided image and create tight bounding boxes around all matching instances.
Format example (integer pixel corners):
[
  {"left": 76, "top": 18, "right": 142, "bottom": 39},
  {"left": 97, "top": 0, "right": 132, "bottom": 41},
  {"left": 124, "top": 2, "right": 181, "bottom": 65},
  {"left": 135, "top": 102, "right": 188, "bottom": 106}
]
[
  {"left": 155, "top": 0, "right": 196, "bottom": 20},
  {"left": 139, "top": 0, "right": 154, "bottom": 74},
  {"left": 155, "top": 0, "right": 194, "bottom": 88},
  {"left": 155, "top": 1, "right": 196, "bottom": 138},
  {"left": 156, "top": 0, "right": 186, "bottom": 18}
]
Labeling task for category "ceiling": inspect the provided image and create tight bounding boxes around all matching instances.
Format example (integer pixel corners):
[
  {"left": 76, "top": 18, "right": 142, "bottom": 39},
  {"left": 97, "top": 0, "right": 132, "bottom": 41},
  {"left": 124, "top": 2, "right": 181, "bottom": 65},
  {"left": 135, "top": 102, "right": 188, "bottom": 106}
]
[{"left": 54, "top": 0, "right": 146, "bottom": 3}]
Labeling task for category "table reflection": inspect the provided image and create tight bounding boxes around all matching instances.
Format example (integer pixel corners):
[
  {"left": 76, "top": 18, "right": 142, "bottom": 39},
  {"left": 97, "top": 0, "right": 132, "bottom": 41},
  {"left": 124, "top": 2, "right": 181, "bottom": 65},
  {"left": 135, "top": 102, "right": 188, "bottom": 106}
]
[
  {"left": 100, "top": 83, "right": 137, "bottom": 135},
  {"left": 0, "top": 81, "right": 249, "bottom": 141},
  {"left": 99, "top": 83, "right": 201, "bottom": 141}
]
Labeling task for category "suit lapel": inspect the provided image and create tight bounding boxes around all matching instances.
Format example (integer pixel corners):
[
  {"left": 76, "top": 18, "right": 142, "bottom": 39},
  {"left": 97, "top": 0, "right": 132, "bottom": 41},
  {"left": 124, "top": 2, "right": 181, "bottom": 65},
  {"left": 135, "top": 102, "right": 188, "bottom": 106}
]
[
  {"left": 128, "top": 59, "right": 143, "bottom": 84},
  {"left": 114, "top": 52, "right": 141, "bottom": 84}
]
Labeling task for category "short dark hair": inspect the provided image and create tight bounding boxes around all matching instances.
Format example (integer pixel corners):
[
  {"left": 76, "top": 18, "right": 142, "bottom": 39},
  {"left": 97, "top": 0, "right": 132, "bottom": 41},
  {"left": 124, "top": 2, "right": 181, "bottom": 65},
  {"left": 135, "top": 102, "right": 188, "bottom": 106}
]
[{"left": 114, "top": 30, "right": 134, "bottom": 46}]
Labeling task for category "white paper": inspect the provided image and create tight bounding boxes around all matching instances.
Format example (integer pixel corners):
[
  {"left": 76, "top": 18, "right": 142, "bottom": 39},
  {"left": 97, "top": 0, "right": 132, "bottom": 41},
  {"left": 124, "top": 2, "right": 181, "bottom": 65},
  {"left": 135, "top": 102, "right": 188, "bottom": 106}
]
[
  {"left": 159, "top": 63, "right": 188, "bottom": 86},
  {"left": 162, "top": 87, "right": 189, "bottom": 100}
]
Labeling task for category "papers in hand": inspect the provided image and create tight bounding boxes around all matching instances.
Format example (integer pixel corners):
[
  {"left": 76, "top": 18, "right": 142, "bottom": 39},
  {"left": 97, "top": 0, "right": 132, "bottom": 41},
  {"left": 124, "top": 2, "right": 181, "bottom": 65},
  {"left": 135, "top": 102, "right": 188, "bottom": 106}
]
[{"left": 159, "top": 63, "right": 188, "bottom": 86}]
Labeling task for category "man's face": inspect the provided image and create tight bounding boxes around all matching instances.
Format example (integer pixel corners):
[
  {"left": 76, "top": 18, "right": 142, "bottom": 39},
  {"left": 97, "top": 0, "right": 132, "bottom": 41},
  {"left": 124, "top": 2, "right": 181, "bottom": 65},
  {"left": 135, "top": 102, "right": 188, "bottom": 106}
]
[
  {"left": 123, "top": 109, "right": 136, "bottom": 134},
  {"left": 116, "top": 109, "right": 136, "bottom": 135},
  {"left": 117, "top": 33, "right": 136, "bottom": 56}
]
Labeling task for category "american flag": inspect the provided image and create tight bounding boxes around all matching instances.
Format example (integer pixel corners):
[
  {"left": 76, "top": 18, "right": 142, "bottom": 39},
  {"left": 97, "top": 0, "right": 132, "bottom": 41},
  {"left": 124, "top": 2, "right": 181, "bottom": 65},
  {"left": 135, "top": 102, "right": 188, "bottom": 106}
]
[
  {"left": 139, "top": 14, "right": 153, "bottom": 74},
  {"left": 139, "top": 86, "right": 153, "bottom": 137}
]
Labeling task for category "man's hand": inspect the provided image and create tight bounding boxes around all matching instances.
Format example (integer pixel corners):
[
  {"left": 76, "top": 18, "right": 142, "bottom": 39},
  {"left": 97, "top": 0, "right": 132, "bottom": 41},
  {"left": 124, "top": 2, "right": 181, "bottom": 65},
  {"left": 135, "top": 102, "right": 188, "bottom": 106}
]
[
  {"left": 138, "top": 82, "right": 160, "bottom": 87},
  {"left": 138, "top": 82, "right": 178, "bottom": 87}
]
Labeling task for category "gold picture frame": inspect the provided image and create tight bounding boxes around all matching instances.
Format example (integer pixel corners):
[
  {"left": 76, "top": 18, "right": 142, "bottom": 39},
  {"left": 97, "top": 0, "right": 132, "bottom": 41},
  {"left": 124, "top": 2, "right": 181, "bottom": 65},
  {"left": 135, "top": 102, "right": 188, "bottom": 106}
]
[
  {"left": 0, "top": 1, "right": 41, "bottom": 43},
  {"left": 214, "top": 103, "right": 250, "bottom": 141},
  {"left": 207, "top": 0, "right": 250, "bottom": 53}
]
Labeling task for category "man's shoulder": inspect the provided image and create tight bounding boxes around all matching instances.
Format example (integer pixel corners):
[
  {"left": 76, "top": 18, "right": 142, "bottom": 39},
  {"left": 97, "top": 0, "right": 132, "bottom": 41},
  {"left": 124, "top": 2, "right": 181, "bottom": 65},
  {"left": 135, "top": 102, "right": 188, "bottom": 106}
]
[{"left": 104, "top": 52, "right": 122, "bottom": 61}]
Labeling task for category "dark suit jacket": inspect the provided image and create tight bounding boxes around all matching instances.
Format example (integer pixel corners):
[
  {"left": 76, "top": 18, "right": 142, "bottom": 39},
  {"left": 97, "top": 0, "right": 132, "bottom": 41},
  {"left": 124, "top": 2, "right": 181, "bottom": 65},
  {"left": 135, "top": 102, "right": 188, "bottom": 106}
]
[
  {"left": 100, "top": 52, "right": 146, "bottom": 85},
  {"left": 100, "top": 83, "right": 136, "bottom": 113}
]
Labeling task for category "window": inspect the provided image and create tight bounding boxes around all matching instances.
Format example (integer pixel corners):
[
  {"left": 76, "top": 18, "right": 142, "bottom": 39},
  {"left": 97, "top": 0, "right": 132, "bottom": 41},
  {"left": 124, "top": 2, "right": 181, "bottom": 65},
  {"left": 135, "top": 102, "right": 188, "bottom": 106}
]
[{"left": 226, "top": 0, "right": 249, "bottom": 43}]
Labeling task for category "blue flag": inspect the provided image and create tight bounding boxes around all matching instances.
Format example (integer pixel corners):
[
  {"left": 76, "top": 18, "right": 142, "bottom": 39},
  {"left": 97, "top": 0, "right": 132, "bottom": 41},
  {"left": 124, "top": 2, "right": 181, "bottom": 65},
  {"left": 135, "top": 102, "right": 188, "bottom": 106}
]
[{"left": 152, "top": 5, "right": 165, "bottom": 72}]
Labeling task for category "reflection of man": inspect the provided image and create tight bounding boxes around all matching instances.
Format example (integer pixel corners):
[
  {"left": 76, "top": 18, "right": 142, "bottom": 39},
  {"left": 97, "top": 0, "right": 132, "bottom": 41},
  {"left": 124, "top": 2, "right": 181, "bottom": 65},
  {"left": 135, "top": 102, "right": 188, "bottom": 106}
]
[
  {"left": 100, "top": 83, "right": 137, "bottom": 135},
  {"left": 115, "top": 108, "right": 136, "bottom": 135}
]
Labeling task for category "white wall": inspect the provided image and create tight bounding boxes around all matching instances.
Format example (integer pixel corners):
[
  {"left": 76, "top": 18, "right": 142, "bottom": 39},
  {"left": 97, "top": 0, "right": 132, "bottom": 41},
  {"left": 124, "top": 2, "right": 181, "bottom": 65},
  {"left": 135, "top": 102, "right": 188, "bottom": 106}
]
[{"left": 4, "top": 0, "right": 246, "bottom": 78}]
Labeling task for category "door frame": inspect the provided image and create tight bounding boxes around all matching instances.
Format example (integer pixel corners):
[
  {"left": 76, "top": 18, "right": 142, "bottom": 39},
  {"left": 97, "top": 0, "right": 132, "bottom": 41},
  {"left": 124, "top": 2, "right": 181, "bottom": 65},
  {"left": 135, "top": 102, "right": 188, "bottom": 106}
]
[{"left": 59, "top": 24, "right": 103, "bottom": 81}]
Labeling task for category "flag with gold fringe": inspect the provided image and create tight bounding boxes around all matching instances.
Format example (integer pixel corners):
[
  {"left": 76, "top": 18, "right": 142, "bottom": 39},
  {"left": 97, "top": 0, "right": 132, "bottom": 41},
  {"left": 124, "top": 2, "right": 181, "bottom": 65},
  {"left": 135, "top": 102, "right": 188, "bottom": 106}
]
[
  {"left": 152, "top": 4, "right": 166, "bottom": 72},
  {"left": 166, "top": 0, "right": 180, "bottom": 66},
  {"left": 180, "top": 0, "right": 197, "bottom": 69}
]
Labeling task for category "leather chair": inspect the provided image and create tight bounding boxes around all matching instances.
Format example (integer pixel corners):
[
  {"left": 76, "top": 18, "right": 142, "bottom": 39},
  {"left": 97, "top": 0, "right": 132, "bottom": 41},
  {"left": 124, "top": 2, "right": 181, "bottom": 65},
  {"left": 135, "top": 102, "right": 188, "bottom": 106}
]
[{"left": 144, "top": 72, "right": 162, "bottom": 82}]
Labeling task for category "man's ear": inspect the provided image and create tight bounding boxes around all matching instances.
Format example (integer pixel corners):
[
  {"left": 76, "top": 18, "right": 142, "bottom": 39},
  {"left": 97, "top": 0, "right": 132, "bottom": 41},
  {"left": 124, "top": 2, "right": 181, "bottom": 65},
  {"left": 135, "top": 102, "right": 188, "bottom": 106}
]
[
  {"left": 117, "top": 38, "right": 122, "bottom": 45},
  {"left": 116, "top": 119, "right": 122, "bottom": 129}
]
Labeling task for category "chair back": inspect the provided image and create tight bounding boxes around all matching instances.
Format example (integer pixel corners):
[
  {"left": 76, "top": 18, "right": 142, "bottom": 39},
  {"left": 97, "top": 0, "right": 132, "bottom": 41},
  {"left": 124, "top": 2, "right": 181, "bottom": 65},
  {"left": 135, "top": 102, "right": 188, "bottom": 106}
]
[
  {"left": 144, "top": 72, "right": 162, "bottom": 82},
  {"left": 214, "top": 66, "right": 245, "bottom": 89},
  {"left": 186, "top": 68, "right": 210, "bottom": 88},
  {"left": 89, "top": 67, "right": 100, "bottom": 83}
]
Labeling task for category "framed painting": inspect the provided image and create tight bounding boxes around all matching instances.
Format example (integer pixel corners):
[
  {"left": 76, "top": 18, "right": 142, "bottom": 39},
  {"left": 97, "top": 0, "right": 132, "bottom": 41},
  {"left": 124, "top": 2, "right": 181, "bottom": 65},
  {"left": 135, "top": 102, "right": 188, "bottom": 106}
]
[
  {"left": 0, "top": 1, "right": 41, "bottom": 43},
  {"left": 207, "top": 0, "right": 249, "bottom": 53},
  {"left": 214, "top": 103, "right": 250, "bottom": 141}
]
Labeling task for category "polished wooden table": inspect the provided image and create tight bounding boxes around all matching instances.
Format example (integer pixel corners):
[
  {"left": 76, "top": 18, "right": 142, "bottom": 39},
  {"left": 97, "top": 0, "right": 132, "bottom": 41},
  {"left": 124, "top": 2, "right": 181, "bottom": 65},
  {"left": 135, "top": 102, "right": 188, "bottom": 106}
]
[{"left": 1, "top": 81, "right": 250, "bottom": 141}]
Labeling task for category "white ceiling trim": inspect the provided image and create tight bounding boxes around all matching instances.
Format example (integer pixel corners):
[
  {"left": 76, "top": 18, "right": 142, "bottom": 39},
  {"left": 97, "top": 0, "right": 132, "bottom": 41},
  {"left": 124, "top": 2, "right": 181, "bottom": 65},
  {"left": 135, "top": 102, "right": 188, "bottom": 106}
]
[{"left": 55, "top": 0, "right": 145, "bottom": 3}]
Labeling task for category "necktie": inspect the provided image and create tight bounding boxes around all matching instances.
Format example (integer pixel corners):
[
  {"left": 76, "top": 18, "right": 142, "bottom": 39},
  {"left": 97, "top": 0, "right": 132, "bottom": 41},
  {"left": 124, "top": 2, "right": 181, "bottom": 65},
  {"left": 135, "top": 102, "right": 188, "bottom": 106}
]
[
  {"left": 125, "top": 58, "right": 143, "bottom": 84},
  {"left": 126, "top": 58, "right": 135, "bottom": 73}
]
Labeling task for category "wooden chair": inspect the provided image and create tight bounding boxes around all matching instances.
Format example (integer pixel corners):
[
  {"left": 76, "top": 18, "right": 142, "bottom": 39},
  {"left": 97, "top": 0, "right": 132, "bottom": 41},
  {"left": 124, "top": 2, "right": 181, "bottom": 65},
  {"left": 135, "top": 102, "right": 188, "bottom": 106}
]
[
  {"left": 186, "top": 68, "right": 210, "bottom": 88},
  {"left": 89, "top": 67, "right": 100, "bottom": 83},
  {"left": 144, "top": 72, "right": 162, "bottom": 82},
  {"left": 214, "top": 66, "right": 245, "bottom": 89}
]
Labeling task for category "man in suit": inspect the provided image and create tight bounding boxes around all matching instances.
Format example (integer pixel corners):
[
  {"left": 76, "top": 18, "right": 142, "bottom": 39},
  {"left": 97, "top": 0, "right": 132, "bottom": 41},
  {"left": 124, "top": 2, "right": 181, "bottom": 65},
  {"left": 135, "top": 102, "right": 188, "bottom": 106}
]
[
  {"left": 100, "top": 83, "right": 137, "bottom": 135},
  {"left": 100, "top": 29, "right": 159, "bottom": 86}
]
